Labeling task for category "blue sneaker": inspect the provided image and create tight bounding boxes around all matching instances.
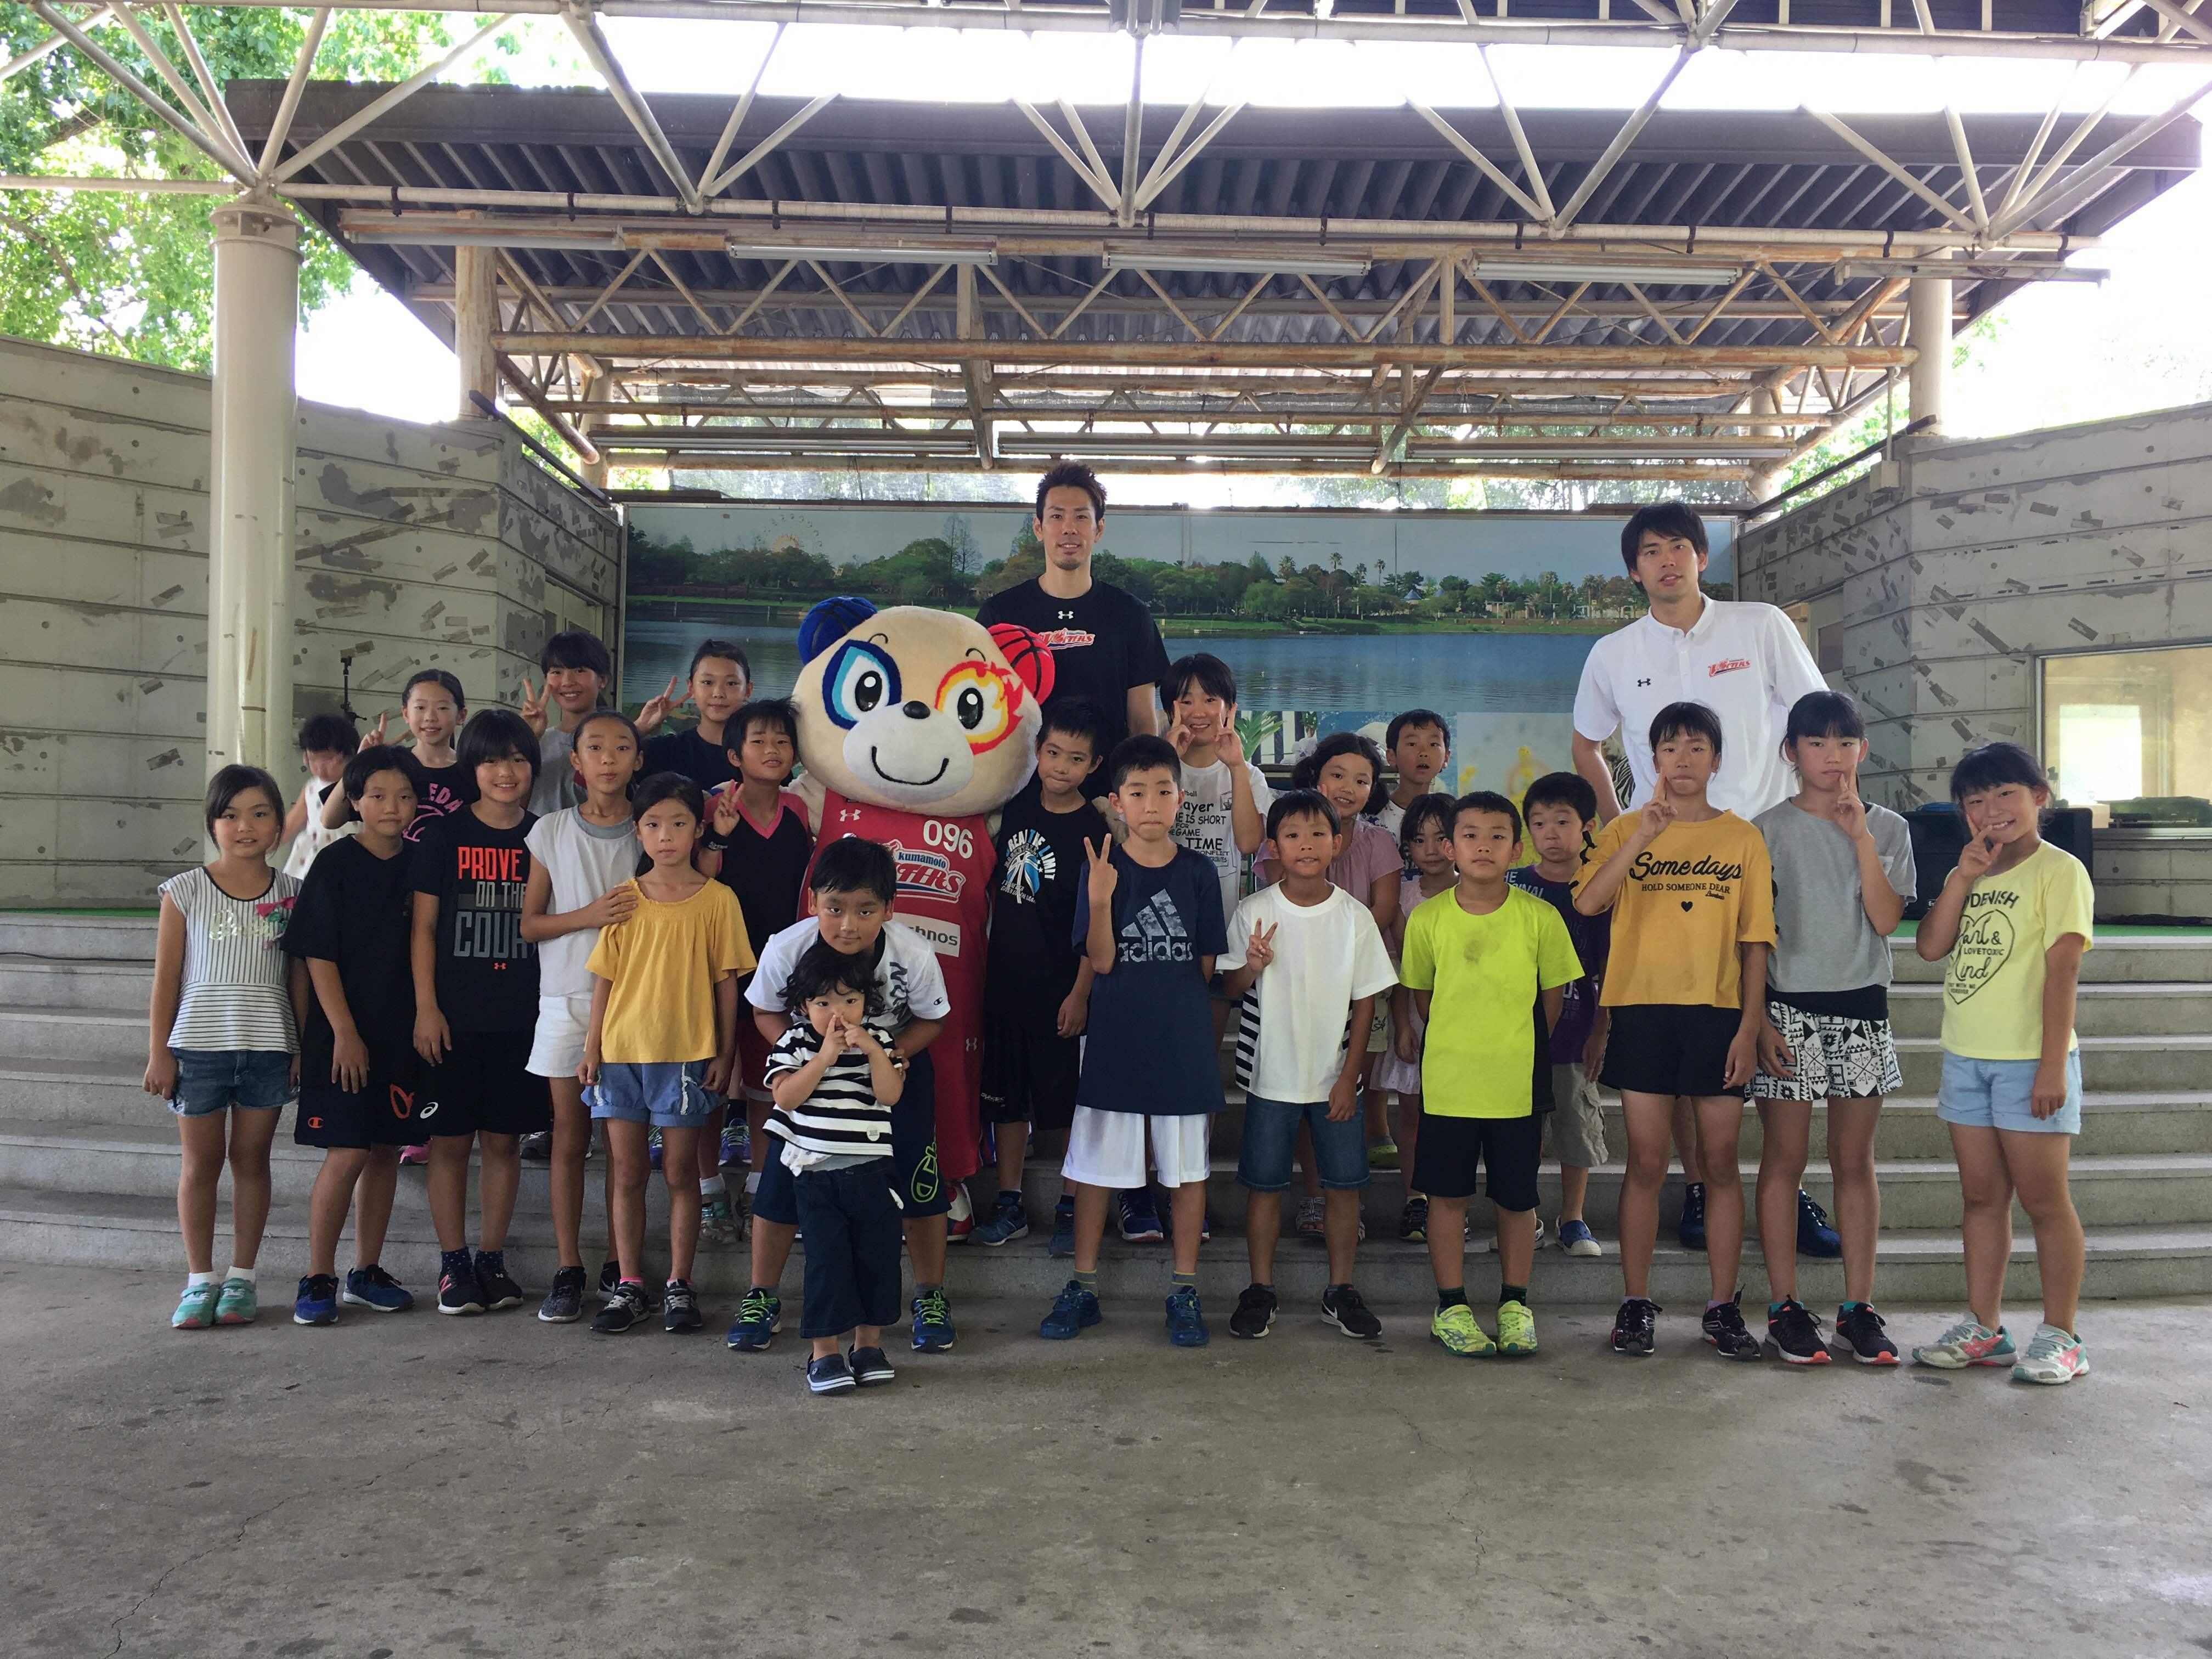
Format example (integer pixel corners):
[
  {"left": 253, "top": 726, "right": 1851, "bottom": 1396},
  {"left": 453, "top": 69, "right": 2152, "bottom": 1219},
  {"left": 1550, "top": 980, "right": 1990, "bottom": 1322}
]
[
  {"left": 1676, "top": 1181, "right": 1707, "bottom": 1251},
  {"left": 720, "top": 1118, "right": 748, "bottom": 1169},
  {"left": 647, "top": 1126, "right": 664, "bottom": 1169},
  {"left": 292, "top": 1273, "right": 339, "bottom": 1326},
  {"left": 1039, "top": 1279, "right": 1102, "bottom": 1339},
  {"left": 341, "top": 1263, "right": 414, "bottom": 1312},
  {"left": 1797, "top": 1189, "right": 1842, "bottom": 1257},
  {"left": 972, "top": 1192, "right": 1030, "bottom": 1246},
  {"left": 910, "top": 1287, "right": 956, "bottom": 1352},
  {"left": 1048, "top": 1197, "right": 1076, "bottom": 1259},
  {"left": 1116, "top": 1187, "right": 1164, "bottom": 1243},
  {"left": 725, "top": 1287, "right": 781, "bottom": 1351},
  {"left": 1556, "top": 1218, "right": 1602, "bottom": 1257},
  {"left": 1164, "top": 1284, "right": 1210, "bottom": 1347}
]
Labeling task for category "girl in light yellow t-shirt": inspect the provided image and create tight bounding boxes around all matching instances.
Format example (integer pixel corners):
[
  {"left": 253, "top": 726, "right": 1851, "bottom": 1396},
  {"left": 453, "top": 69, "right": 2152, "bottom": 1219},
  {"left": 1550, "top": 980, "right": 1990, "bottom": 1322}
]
[{"left": 1910, "top": 742, "right": 2094, "bottom": 1387}]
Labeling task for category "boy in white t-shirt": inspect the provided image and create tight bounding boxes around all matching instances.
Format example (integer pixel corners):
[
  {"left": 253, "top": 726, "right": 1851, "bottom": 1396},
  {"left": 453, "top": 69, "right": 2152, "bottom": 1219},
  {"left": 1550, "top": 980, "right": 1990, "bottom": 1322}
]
[
  {"left": 1166, "top": 652, "right": 1271, "bottom": 965},
  {"left": 1370, "top": 710, "right": 1452, "bottom": 840},
  {"left": 1217, "top": 791, "right": 1398, "bottom": 1341}
]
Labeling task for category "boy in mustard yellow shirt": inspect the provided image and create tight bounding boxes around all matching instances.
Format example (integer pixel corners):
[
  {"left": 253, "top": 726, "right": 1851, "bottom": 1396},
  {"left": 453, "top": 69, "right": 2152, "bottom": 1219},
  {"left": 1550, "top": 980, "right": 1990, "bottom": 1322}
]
[{"left": 1574, "top": 702, "right": 1775, "bottom": 1361}]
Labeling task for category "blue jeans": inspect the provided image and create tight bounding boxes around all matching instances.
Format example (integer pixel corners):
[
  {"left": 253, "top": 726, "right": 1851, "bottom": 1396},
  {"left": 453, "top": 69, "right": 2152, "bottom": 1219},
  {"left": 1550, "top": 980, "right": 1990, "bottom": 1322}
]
[
  {"left": 167, "top": 1049, "right": 294, "bottom": 1117},
  {"left": 1236, "top": 1092, "right": 1369, "bottom": 1193},
  {"left": 586, "top": 1060, "right": 715, "bottom": 1129},
  {"left": 1937, "top": 1050, "right": 2083, "bottom": 1135}
]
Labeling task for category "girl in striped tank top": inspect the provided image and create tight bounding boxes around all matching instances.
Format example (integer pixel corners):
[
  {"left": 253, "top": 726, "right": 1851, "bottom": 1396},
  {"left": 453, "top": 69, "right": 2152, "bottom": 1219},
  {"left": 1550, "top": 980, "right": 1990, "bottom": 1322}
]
[{"left": 143, "top": 765, "right": 306, "bottom": 1330}]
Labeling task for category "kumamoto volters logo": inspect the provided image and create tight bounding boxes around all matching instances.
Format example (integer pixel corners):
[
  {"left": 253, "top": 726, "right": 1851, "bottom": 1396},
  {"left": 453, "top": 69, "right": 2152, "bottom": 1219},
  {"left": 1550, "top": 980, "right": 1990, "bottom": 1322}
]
[{"left": 999, "top": 828, "right": 1056, "bottom": 904}]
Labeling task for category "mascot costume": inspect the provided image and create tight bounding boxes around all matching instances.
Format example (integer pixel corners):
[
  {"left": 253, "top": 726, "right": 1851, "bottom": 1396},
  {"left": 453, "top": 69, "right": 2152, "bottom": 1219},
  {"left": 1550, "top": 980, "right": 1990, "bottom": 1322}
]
[{"left": 788, "top": 597, "right": 1056, "bottom": 1198}]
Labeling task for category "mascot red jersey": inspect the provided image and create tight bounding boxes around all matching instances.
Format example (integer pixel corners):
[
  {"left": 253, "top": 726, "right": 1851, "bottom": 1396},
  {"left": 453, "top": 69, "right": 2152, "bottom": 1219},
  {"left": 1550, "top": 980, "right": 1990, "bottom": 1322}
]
[{"left": 788, "top": 597, "right": 1054, "bottom": 1189}]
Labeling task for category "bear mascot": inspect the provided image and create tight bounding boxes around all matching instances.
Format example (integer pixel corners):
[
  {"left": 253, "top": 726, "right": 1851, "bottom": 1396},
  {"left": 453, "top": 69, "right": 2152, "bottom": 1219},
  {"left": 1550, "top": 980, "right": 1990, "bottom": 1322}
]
[{"left": 787, "top": 597, "right": 1056, "bottom": 1208}]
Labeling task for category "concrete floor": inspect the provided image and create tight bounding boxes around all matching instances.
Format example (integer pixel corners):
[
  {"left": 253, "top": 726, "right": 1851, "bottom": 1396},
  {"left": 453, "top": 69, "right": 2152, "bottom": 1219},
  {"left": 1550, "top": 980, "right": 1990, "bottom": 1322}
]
[{"left": 5, "top": 1266, "right": 2208, "bottom": 1659}]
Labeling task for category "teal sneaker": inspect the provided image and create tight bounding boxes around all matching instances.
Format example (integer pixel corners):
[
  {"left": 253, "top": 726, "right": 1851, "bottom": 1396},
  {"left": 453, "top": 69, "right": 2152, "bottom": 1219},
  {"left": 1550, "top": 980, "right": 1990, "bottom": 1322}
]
[
  {"left": 1912, "top": 1318, "right": 2017, "bottom": 1369},
  {"left": 214, "top": 1277, "right": 258, "bottom": 1324},
  {"left": 171, "top": 1281, "right": 221, "bottom": 1330}
]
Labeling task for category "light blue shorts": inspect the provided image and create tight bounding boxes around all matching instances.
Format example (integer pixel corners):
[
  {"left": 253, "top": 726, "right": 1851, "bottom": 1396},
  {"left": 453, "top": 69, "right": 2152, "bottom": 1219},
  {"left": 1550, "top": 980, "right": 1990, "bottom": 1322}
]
[
  {"left": 1936, "top": 1050, "right": 2083, "bottom": 1136},
  {"left": 586, "top": 1060, "right": 715, "bottom": 1129}
]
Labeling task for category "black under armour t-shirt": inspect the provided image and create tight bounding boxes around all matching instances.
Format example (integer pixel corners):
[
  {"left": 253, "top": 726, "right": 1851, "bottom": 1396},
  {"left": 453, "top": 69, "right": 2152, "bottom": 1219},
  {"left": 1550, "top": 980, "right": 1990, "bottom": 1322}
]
[{"left": 975, "top": 576, "right": 1169, "bottom": 786}]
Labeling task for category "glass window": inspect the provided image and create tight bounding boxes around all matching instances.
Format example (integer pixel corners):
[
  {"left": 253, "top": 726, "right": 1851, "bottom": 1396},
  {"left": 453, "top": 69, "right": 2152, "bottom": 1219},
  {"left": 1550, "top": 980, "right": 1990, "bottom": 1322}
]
[{"left": 2041, "top": 645, "right": 2212, "bottom": 827}]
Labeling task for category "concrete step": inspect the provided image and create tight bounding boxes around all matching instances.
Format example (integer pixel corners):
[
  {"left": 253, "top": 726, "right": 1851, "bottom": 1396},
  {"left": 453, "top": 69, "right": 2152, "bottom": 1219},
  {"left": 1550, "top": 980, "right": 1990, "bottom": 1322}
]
[
  {"left": 0, "top": 955, "right": 153, "bottom": 1011},
  {"left": 1894, "top": 1034, "right": 2212, "bottom": 1094},
  {"left": 3, "top": 1182, "right": 2206, "bottom": 1307},
  {"left": 1888, "top": 934, "right": 2212, "bottom": 984},
  {"left": 0, "top": 1007, "right": 153, "bottom": 1063},
  {"left": 1884, "top": 981, "right": 2212, "bottom": 1039},
  {"left": 0, "top": 915, "right": 156, "bottom": 960}
]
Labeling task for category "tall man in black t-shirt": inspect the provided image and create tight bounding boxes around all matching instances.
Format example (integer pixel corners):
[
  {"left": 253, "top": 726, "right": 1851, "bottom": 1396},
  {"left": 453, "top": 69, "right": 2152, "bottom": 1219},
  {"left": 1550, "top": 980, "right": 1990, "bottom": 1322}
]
[{"left": 977, "top": 461, "right": 1168, "bottom": 795}]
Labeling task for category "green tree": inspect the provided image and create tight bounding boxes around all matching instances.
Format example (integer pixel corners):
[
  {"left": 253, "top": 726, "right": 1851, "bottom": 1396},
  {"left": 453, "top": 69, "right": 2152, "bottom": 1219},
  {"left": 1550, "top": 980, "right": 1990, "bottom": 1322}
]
[{"left": 1, "top": 10, "right": 548, "bottom": 370}]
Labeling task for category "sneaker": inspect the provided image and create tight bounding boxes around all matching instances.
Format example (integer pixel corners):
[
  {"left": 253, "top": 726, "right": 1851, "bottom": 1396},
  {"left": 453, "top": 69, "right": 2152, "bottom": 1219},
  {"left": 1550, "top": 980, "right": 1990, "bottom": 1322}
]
[
  {"left": 1398, "top": 1195, "right": 1429, "bottom": 1243},
  {"left": 518, "top": 1130, "right": 552, "bottom": 1162},
  {"left": 398, "top": 1142, "right": 430, "bottom": 1166},
  {"left": 806, "top": 1352, "right": 857, "bottom": 1395},
  {"left": 292, "top": 1274, "right": 339, "bottom": 1327},
  {"left": 647, "top": 1125, "right": 663, "bottom": 1167},
  {"left": 473, "top": 1250, "right": 523, "bottom": 1312},
  {"left": 1833, "top": 1303, "right": 1899, "bottom": 1366},
  {"left": 1702, "top": 1293, "right": 1763, "bottom": 1361},
  {"left": 1048, "top": 1197, "right": 1076, "bottom": 1259},
  {"left": 1530, "top": 1216, "right": 1546, "bottom": 1252},
  {"left": 720, "top": 1118, "right": 748, "bottom": 1169},
  {"left": 1294, "top": 1195, "right": 1325, "bottom": 1240},
  {"left": 342, "top": 1263, "right": 413, "bottom": 1313},
  {"left": 537, "top": 1265, "right": 588, "bottom": 1324},
  {"left": 1368, "top": 1136, "right": 1400, "bottom": 1170},
  {"left": 171, "top": 1280, "right": 221, "bottom": 1330},
  {"left": 1767, "top": 1297, "right": 1831, "bottom": 1365},
  {"left": 1116, "top": 1187, "right": 1164, "bottom": 1243},
  {"left": 1677, "top": 1181, "right": 1707, "bottom": 1250},
  {"left": 849, "top": 1345, "right": 898, "bottom": 1385},
  {"left": 1557, "top": 1218, "right": 1602, "bottom": 1257},
  {"left": 946, "top": 1184, "right": 975, "bottom": 1244},
  {"left": 591, "top": 1281, "right": 649, "bottom": 1334},
  {"left": 663, "top": 1279, "right": 703, "bottom": 1334},
  {"left": 1321, "top": 1283, "right": 1382, "bottom": 1340},
  {"left": 598, "top": 1260, "right": 662, "bottom": 1314},
  {"left": 437, "top": 1263, "right": 486, "bottom": 1317},
  {"left": 1164, "top": 1284, "right": 1210, "bottom": 1347},
  {"left": 1610, "top": 1296, "right": 1660, "bottom": 1356},
  {"left": 2011, "top": 1322, "right": 2090, "bottom": 1386},
  {"left": 214, "top": 1276, "right": 259, "bottom": 1325},
  {"left": 1797, "top": 1189, "right": 1842, "bottom": 1257},
  {"left": 910, "top": 1287, "right": 956, "bottom": 1352},
  {"left": 1913, "top": 1318, "right": 2018, "bottom": 1369},
  {"left": 726, "top": 1287, "right": 782, "bottom": 1351},
  {"left": 973, "top": 1192, "right": 1030, "bottom": 1247},
  {"left": 1430, "top": 1302, "right": 1496, "bottom": 1356},
  {"left": 1039, "top": 1279, "right": 1102, "bottom": 1340},
  {"left": 1229, "top": 1282, "right": 1278, "bottom": 1340},
  {"left": 699, "top": 1193, "right": 741, "bottom": 1246},
  {"left": 1496, "top": 1299, "right": 1538, "bottom": 1356}
]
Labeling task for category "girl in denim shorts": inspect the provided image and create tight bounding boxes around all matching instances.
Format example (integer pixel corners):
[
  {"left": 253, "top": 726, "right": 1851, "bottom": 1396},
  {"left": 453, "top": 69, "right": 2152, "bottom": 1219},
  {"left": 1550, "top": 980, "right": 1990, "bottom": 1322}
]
[{"left": 143, "top": 765, "right": 302, "bottom": 1330}]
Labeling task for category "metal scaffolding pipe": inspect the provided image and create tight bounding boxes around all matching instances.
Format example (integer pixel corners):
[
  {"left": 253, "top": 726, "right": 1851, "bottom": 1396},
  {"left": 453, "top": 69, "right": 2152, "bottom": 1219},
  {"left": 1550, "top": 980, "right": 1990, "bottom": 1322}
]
[{"left": 1906, "top": 259, "right": 1952, "bottom": 437}]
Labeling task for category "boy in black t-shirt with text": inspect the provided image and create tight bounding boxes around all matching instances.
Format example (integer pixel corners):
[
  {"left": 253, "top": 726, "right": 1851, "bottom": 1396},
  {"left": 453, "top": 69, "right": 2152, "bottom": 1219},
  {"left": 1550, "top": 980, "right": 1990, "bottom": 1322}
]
[
  {"left": 410, "top": 709, "right": 550, "bottom": 1318},
  {"left": 976, "top": 697, "right": 1111, "bottom": 1250}
]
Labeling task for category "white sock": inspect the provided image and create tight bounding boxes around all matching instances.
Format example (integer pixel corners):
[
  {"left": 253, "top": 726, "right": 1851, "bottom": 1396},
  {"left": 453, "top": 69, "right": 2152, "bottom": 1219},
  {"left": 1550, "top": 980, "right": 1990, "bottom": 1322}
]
[
  {"left": 743, "top": 1170, "right": 760, "bottom": 1197},
  {"left": 225, "top": 1263, "right": 256, "bottom": 1285},
  {"left": 701, "top": 1173, "right": 726, "bottom": 1198},
  {"left": 187, "top": 1270, "right": 217, "bottom": 1288}
]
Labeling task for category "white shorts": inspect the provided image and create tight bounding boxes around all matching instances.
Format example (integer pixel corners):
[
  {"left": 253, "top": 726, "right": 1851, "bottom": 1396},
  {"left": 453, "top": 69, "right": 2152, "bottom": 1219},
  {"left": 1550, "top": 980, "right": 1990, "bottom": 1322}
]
[
  {"left": 1062, "top": 1105, "right": 1212, "bottom": 1189},
  {"left": 526, "top": 993, "right": 592, "bottom": 1080}
]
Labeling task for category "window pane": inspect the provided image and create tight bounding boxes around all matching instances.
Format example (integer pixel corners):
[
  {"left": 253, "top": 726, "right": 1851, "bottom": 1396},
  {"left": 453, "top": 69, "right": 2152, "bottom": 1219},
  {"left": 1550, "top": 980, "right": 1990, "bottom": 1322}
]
[{"left": 2042, "top": 645, "right": 2212, "bottom": 826}]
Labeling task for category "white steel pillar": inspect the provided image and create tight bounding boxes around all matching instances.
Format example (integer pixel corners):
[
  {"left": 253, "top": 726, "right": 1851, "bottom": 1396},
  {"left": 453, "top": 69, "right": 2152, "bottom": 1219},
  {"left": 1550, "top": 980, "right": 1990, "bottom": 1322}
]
[
  {"left": 1906, "top": 260, "right": 1952, "bottom": 437},
  {"left": 206, "top": 198, "right": 301, "bottom": 778},
  {"left": 454, "top": 242, "right": 499, "bottom": 419}
]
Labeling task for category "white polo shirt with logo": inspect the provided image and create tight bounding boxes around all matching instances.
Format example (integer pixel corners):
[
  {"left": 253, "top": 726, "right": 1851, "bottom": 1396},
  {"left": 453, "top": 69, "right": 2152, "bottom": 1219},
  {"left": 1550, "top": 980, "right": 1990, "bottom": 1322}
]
[{"left": 1572, "top": 597, "right": 1826, "bottom": 818}]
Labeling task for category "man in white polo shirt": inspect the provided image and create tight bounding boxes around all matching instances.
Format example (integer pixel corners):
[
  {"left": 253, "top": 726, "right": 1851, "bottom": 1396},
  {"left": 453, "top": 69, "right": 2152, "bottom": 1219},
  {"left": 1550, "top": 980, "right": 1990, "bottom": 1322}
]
[
  {"left": 1571, "top": 502, "right": 1825, "bottom": 820},
  {"left": 1570, "top": 501, "right": 1830, "bottom": 1260}
]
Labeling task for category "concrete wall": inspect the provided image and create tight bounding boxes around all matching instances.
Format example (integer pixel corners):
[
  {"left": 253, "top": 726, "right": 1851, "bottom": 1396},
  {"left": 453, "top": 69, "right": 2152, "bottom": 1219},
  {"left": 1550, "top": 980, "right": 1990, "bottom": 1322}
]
[
  {"left": 1736, "top": 402, "right": 2212, "bottom": 920},
  {"left": 0, "top": 335, "right": 621, "bottom": 907}
]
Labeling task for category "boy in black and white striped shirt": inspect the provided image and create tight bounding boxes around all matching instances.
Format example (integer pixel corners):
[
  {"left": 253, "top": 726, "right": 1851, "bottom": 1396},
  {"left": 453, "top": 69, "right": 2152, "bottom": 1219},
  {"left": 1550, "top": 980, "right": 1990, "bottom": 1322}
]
[{"left": 764, "top": 940, "right": 909, "bottom": 1396}]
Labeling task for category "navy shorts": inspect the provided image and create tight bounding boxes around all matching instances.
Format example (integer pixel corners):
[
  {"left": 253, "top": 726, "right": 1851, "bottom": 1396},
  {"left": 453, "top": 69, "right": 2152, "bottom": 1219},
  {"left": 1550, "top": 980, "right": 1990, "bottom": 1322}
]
[
  {"left": 421, "top": 1029, "right": 551, "bottom": 1140},
  {"left": 1599, "top": 1003, "right": 1746, "bottom": 1099},
  {"left": 1412, "top": 1110, "right": 1542, "bottom": 1212},
  {"left": 296, "top": 1039, "right": 424, "bottom": 1149},
  {"left": 754, "top": 1047, "right": 946, "bottom": 1224},
  {"left": 167, "top": 1049, "right": 294, "bottom": 1118},
  {"left": 980, "top": 1006, "right": 1080, "bottom": 1133}
]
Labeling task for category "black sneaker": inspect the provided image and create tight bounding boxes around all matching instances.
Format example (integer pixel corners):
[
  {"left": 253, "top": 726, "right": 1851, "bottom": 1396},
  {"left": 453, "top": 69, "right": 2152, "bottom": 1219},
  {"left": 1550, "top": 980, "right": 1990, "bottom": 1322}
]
[
  {"left": 1228, "top": 1282, "right": 1278, "bottom": 1340},
  {"left": 518, "top": 1130, "right": 553, "bottom": 1162},
  {"left": 1398, "top": 1194, "right": 1429, "bottom": 1243},
  {"left": 663, "top": 1278, "right": 703, "bottom": 1334},
  {"left": 537, "top": 1265, "right": 588, "bottom": 1324},
  {"left": 1767, "top": 1297, "right": 1831, "bottom": 1365},
  {"left": 849, "top": 1345, "right": 897, "bottom": 1384},
  {"left": 1321, "top": 1283, "right": 1383, "bottom": 1340},
  {"left": 806, "top": 1352, "right": 857, "bottom": 1395},
  {"left": 473, "top": 1250, "right": 523, "bottom": 1312},
  {"left": 1676, "top": 1181, "right": 1707, "bottom": 1250},
  {"left": 597, "top": 1260, "right": 661, "bottom": 1313},
  {"left": 437, "top": 1257, "right": 484, "bottom": 1317},
  {"left": 1833, "top": 1302, "right": 1900, "bottom": 1366},
  {"left": 1610, "top": 1296, "right": 1659, "bottom": 1356},
  {"left": 591, "top": 1281, "right": 649, "bottom": 1334},
  {"left": 1702, "top": 1292, "right": 1763, "bottom": 1361}
]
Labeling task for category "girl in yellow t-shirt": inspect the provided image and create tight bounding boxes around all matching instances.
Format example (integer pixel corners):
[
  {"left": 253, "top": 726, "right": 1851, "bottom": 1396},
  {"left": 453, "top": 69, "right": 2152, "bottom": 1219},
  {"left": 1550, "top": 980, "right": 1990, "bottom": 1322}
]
[
  {"left": 1910, "top": 742, "right": 2093, "bottom": 1386},
  {"left": 580, "top": 774, "right": 753, "bottom": 1335}
]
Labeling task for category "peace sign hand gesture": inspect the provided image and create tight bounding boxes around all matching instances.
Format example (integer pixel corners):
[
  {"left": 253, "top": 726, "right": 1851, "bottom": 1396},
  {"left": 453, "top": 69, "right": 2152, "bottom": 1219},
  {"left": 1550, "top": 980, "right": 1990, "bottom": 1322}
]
[
  {"left": 1216, "top": 706, "right": 1245, "bottom": 769},
  {"left": 357, "top": 712, "right": 390, "bottom": 752},
  {"left": 1084, "top": 837, "right": 1118, "bottom": 907},
  {"left": 518, "top": 675, "right": 548, "bottom": 737},
  {"left": 710, "top": 781, "right": 742, "bottom": 839},
  {"left": 1243, "top": 919, "right": 1278, "bottom": 977},
  {"left": 1165, "top": 713, "right": 1194, "bottom": 757},
  {"left": 635, "top": 674, "right": 688, "bottom": 735},
  {"left": 1833, "top": 777, "right": 1870, "bottom": 844}
]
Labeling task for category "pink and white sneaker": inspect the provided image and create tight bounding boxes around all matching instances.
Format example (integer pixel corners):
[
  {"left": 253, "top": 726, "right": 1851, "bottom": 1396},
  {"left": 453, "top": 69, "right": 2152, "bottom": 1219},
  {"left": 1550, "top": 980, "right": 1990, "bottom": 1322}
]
[
  {"left": 945, "top": 1184, "right": 974, "bottom": 1244},
  {"left": 398, "top": 1142, "right": 431, "bottom": 1167},
  {"left": 1912, "top": 1318, "right": 2018, "bottom": 1369},
  {"left": 2011, "top": 1323, "right": 2090, "bottom": 1385}
]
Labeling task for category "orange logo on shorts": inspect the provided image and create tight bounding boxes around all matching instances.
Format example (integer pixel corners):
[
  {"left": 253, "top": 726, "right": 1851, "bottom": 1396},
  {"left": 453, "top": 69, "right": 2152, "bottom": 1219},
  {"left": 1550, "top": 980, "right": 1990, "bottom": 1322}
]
[
  {"left": 390, "top": 1085, "right": 416, "bottom": 1121},
  {"left": 306, "top": 1116, "right": 323, "bottom": 1130}
]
